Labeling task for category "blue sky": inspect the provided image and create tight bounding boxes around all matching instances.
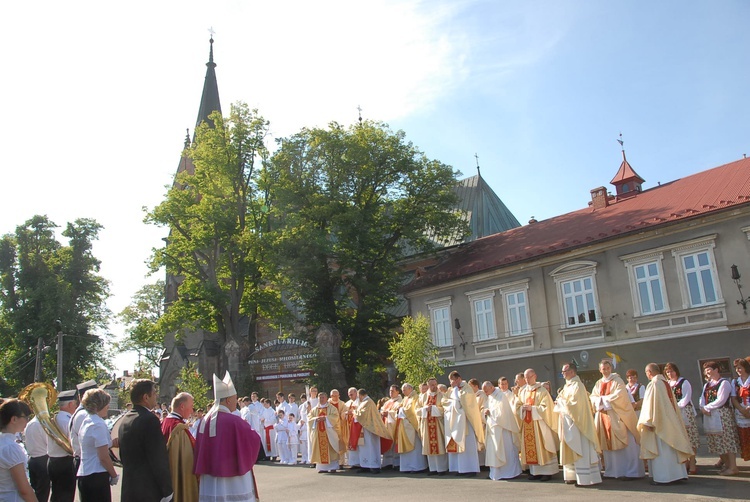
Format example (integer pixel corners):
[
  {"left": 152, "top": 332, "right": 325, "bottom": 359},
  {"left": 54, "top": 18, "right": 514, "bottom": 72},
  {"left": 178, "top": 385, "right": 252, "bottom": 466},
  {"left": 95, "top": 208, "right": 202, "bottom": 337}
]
[{"left": 2, "top": 1, "right": 748, "bottom": 373}]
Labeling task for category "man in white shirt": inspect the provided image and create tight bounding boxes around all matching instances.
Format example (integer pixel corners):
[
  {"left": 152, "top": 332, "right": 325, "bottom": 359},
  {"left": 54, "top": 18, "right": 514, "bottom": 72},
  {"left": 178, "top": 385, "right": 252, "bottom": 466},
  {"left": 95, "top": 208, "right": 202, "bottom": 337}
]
[
  {"left": 25, "top": 413, "right": 50, "bottom": 502},
  {"left": 49, "top": 389, "right": 78, "bottom": 502},
  {"left": 276, "top": 392, "right": 292, "bottom": 417}
]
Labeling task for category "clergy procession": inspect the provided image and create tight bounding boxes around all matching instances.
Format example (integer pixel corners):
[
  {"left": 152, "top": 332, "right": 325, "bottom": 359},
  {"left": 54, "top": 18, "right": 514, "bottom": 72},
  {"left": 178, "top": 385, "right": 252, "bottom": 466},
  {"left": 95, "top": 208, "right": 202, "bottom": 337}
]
[{"left": 2, "top": 356, "right": 749, "bottom": 502}]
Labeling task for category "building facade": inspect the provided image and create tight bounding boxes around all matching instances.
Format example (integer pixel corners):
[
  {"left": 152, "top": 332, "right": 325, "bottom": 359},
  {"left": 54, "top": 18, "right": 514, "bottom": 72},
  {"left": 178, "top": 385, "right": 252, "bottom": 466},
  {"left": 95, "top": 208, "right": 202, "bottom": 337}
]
[{"left": 405, "top": 154, "right": 750, "bottom": 392}]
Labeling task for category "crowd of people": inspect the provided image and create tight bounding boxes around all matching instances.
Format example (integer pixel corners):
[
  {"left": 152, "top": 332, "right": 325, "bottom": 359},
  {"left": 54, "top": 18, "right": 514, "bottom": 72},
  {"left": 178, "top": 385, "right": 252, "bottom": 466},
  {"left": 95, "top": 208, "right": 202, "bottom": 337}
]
[{"left": 0, "top": 355, "right": 748, "bottom": 501}]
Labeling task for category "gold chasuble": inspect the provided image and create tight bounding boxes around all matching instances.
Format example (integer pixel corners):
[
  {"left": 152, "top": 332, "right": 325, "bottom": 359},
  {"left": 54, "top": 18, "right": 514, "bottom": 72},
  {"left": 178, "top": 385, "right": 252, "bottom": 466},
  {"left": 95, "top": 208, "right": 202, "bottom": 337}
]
[
  {"left": 442, "top": 384, "right": 485, "bottom": 453},
  {"left": 395, "top": 393, "right": 420, "bottom": 454},
  {"left": 166, "top": 423, "right": 198, "bottom": 502},
  {"left": 515, "top": 383, "right": 558, "bottom": 466},
  {"left": 354, "top": 397, "right": 393, "bottom": 453},
  {"left": 330, "top": 398, "right": 349, "bottom": 455},
  {"left": 556, "top": 375, "right": 600, "bottom": 465},
  {"left": 308, "top": 403, "right": 340, "bottom": 465},
  {"left": 417, "top": 391, "right": 446, "bottom": 456},
  {"left": 381, "top": 396, "right": 403, "bottom": 442},
  {"left": 637, "top": 375, "right": 693, "bottom": 462},
  {"left": 591, "top": 373, "right": 640, "bottom": 451}
]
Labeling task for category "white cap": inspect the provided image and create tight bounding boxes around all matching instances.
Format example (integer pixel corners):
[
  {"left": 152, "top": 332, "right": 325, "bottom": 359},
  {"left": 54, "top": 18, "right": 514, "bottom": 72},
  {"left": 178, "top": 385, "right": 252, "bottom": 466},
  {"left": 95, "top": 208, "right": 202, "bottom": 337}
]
[{"left": 213, "top": 371, "right": 237, "bottom": 401}]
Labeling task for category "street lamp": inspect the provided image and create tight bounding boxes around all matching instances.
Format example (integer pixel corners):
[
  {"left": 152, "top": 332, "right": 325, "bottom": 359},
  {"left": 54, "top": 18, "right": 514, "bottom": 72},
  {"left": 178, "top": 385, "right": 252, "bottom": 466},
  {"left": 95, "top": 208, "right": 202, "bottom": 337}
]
[{"left": 730, "top": 265, "right": 750, "bottom": 311}]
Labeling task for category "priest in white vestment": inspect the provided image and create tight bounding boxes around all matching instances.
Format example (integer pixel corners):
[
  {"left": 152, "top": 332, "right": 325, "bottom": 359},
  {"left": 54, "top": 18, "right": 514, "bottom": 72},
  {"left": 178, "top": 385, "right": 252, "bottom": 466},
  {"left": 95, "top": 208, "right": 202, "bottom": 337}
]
[
  {"left": 443, "top": 371, "right": 485, "bottom": 476},
  {"left": 307, "top": 392, "right": 340, "bottom": 472},
  {"left": 344, "top": 387, "right": 360, "bottom": 468},
  {"left": 638, "top": 363, "right": 692, "bottom": 485},
  {"left": 556, "top": 363, "right": 602, "bottom": 486},
  {"left": 353, "top": 389, "right": 392, "bottom": 474},
  {"left": 396, "top": 383, "right": 428, "bottom": 472},
  {"left": 515, "top": 368, "right": 559, "bottom": 480},
  {"left": 417, "top": 378, "right": 448, "bottom": 474},
  {"left": 482, "top": 381, "right": 522, "bottom": 480}
]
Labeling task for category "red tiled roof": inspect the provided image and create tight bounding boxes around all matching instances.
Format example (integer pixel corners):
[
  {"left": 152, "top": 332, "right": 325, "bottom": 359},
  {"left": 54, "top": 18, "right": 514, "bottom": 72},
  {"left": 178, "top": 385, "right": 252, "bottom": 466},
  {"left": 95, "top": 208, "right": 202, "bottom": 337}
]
[{"left": 405, "top": 157, "right": 750, "bottom": 291}]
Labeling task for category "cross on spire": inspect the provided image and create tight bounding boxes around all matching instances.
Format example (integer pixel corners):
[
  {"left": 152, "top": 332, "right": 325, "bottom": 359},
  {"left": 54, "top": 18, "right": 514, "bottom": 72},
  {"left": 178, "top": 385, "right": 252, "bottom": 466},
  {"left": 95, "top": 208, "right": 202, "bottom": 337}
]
[
  {"left": 357, "top": 105, "right": 363, "bottom": 125},
  {"left": 474, "top": 152, "right": 481, "bottom": 176}
]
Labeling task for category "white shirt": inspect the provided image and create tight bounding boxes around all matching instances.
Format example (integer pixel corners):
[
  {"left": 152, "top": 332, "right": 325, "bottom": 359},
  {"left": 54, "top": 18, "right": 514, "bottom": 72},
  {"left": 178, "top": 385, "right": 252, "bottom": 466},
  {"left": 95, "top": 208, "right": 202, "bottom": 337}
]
[
  {"left": 77, "top": 413, "right": 111, "bottom": 476},
  {"left": 69, "top": 405, "right": 88, "bottom": 457},
  {"left": 48, "top": 411, "right": 72, "bottom": 458},
  {"left": 23, "top": 416, "right": 48, "bottom": 458},
  {"left": 0, "top": 432, "right": 27, "bottom": 500}
]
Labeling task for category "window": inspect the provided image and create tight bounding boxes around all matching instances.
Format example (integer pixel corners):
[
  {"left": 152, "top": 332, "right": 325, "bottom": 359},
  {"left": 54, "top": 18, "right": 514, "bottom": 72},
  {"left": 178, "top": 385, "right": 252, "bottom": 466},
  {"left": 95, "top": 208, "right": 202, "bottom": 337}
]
[
  {"left": 506, "top": 290, "right": 530, "bottom": 335},
  {"left": 473, "top": 297, "right": 496, "bottom": 341},
  {"left": 500, "top": 280, "right": 532, "bottom": 336},
  {"left": 634, "top": 261, "right": 666, "bottom": 313},
  {"left": 621, "top": 250, "right": 670, "bottom": 316},
  {"left": 551, "top": 261, "right": 601, "bottom": 329},
  {"left": 426, "top": 297, "right": 453, "bottom": 347},
  {"left": 671, "top": 236, "right": 722, "bottom": 309},
  {"left": 466, "top": 287, "right": 498, "bottom": 341},
  {"left": 682, "top": 251, "right": 717, "bottom": 306}
]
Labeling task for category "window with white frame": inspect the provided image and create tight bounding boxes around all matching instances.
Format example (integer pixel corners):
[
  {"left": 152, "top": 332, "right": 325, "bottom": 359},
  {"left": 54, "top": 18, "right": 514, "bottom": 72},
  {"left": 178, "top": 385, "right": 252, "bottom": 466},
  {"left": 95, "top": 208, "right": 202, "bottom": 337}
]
[
  {"left": 551, "top": 261, "right": 601, "bottom": 328},
  {"left": 500, "top": 280, "right": 531, "bottom": 336},
  {"left": 620, "top": 250, "right": 670, "bottom": 316},
  {"left": 670, "top": 236, "right": 722, "bottom": 309},
  {"left": 426, "top": 297, "right": 453, "bottom": 347},
  {"left": 466, "top": 288, "right": 497, "bottom": 341}
]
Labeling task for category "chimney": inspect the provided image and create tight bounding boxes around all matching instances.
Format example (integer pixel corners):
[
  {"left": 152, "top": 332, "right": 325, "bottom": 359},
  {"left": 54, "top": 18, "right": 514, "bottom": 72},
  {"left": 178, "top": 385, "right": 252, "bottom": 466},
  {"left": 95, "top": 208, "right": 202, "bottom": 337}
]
[{"left": 590, "top": 186, "right": 609, "bottom": 209}]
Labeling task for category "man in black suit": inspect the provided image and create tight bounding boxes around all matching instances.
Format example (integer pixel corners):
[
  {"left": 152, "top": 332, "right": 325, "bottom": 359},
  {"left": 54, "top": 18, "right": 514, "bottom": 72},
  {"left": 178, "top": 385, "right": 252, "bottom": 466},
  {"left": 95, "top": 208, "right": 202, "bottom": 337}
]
[{"left": 118, "top": 379, "right": 173, "bottom": 502}]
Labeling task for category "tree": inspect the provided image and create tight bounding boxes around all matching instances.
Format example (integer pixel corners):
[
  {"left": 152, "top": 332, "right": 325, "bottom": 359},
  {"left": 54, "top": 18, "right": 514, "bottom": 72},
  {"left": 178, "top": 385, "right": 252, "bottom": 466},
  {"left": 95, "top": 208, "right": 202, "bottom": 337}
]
[
  {"left": 146, "top": 103, "right": 285, "bottom": 378},
  {"left": 175, "top": 362, "right": 212, "bottom": 411},
  {"left": 117, "top": 281, "right": 165, "bottom": 369},
  {"left": 269, "top": 120, "right": 468, "bottom": 384},
  {"left": 0, "top": 216, "right": 111, "bottom": 394},
  {"left": 389, "top": 314, "right": 446, "bottom": 386}
]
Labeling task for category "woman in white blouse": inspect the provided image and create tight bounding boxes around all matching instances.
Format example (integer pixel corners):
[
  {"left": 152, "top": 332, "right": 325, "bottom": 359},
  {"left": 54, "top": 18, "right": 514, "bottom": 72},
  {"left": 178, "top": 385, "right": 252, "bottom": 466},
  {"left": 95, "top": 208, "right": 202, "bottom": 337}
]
[
  {"left": 663, "top": 362, "right": 699, "bottom": 474},
  {"left": 699, "top": 360, "right": 741, "bottom": 476},
  {"left": 77, "top": 389, "right": 118, "bottom": 502},
  {"left": 0, "top": 399, "right": 36, "bottom": 502}
]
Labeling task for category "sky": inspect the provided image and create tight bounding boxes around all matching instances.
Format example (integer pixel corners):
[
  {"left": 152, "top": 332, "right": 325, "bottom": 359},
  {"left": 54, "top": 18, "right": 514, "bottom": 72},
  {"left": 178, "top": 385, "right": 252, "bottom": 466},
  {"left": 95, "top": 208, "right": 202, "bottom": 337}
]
[{"left": 2, "top": 1, "right": 749, "bottom": 375}]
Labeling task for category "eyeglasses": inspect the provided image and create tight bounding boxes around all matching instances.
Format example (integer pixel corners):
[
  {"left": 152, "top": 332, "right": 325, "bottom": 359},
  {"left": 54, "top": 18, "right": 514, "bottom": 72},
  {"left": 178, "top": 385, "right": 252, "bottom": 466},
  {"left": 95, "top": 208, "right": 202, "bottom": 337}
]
[{"left": 18, "top": 415, "right": 29, "bottom": 421}]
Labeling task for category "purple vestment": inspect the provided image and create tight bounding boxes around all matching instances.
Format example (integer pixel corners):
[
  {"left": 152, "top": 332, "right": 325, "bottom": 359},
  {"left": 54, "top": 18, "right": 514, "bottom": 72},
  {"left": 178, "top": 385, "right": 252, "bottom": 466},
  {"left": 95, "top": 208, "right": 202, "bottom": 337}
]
[{"left": 194, "top": 410, "right": 261, "bottom": 477}]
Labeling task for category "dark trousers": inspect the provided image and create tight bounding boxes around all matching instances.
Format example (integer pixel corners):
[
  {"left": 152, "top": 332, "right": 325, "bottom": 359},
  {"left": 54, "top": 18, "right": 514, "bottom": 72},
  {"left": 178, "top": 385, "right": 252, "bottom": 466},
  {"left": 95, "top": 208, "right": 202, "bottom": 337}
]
[
  {"left": 29, "top": 454, "right": 51, "bottom": 502},
  {"left": 77, "top": 472, "right": 111, "bottom": 502},
  {"left": 48, "top": 456, "right": 76, "bottom": 502}
]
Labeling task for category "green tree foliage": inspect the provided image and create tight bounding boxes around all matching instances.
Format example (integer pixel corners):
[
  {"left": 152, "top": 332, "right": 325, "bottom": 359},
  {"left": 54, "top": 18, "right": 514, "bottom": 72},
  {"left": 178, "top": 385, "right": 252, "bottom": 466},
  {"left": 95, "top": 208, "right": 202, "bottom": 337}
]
[
  {"left": 117, "top": 281, "right": 165, "bottom": 369},
  {"left": 146, "top": 103, "right": 286, "bottom": 374},
  {"left": 175, "top": 362, "right": 212, "bottom": 411},
  {"left": 269, "top": 120, "right": 468, "bottom": 384},
  {"left": 0, "top": 216, "right": 110, "bottom": 394},
  {"left": 389, "top": 314, "right": 446, "bottom": 386}
]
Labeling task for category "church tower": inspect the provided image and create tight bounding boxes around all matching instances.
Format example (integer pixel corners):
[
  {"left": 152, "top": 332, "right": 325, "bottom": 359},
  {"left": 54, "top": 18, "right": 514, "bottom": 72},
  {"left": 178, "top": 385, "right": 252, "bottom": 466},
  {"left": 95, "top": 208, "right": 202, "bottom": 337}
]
[{"left": 160, "top": 37, "right": 224, "bottom": 400}]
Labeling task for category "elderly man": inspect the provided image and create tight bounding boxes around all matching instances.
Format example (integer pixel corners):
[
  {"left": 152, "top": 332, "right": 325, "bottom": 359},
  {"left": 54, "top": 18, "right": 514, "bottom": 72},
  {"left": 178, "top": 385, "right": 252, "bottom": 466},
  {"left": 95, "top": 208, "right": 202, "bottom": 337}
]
[
  {"left": 482, "top": 381, "right": 521, "bottom": 480},
  {"left": 515, "top": 368, "right": 558, "bottom": 481},
  {"left": 48, "top": 389, "right": 78, "bottom": 502},
  {"left": 308, "top": 391, "right": 341, "bottom": 473},
  {"left": 443, "top": 371, "right": 485, "bottom": 476},
  {"left": 418, "top": 378, "right": 448, "bottom": 475},
  {"left": 161, "top": 392, "right": 197, "bottom": 502},
  {"left": 194, "top": 372, "right": 261, "bottom": 501},
  {"left": 353, "top": 389, "right": 392, "bottom": 474},
  {"left": 638, "top": 363, "right": 693, "bottom": 485},
  {"left": 380, "top": 385, "right": 403, "bottom": 469},
  {"left": 590, "top": 359, "right": 643, "bottom": 479},
  {"left": 329, "top": 389, "right": 349, "bottom": 459},
  {"left": 396, "top": 383, "right": 428, "bottom": 473},
  {"left": 119, "top": 379, "right": 173, "bottom": 502},
  {"left": 343, "top": 387, "right": 360, "bottom": 468},
  {"left": 556, "top": 362, "right": 602, "bottom": 486}
]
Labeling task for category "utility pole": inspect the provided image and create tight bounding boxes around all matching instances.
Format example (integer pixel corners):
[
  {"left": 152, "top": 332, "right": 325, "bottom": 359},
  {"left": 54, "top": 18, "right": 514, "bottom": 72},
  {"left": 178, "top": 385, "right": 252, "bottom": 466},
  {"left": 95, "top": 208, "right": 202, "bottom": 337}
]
[
  {"left": 55, "top": 320, "right": 64, "bottom": 390},
  {"left": 34, "top": 337, "right": 44, "bottom": 382}
]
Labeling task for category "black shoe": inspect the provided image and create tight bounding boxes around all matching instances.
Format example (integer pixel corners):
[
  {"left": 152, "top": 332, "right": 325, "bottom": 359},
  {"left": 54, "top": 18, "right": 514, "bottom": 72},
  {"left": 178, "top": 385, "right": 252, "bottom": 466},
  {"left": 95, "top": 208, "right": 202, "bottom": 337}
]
[
  {"left": 462, "top": 472, "right": 477, "bottom": 477},
  {"left": 438, "top": 471, "right": 448, "bottom": 476},
  {"left": 356, "top": 468, "right": 369, "bottom": 474},
  {"left": 428, "top": 470, "right": 438, "bottom": 476},
  {"left": 371, "top": 468, "right": 381, "bottom": 474},
  {"left": 565, "top": 480, "right": 576, "bottom": 485},
  {"left": 309, "top": 464, "right": 316, "bottom": 468},
  {"left": 539, "top": 475, "right": 551, "bottom": 482},
  {"left": 527, "top": 474, "right": 542, "bottom": 481}
]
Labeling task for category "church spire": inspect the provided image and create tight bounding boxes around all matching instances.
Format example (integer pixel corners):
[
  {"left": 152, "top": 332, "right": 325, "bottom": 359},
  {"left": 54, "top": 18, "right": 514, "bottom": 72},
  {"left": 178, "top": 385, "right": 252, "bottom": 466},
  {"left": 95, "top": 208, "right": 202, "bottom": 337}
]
[{"left": 195, "top": 33, "right": 222, "bottom": 130}]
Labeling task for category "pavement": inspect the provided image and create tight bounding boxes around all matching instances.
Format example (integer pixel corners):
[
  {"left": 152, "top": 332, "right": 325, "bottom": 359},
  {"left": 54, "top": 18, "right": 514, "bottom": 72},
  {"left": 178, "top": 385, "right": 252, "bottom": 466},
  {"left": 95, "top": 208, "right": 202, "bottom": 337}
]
[{"left": 111, "top": 447, "right": 749, "bottom": 502}]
